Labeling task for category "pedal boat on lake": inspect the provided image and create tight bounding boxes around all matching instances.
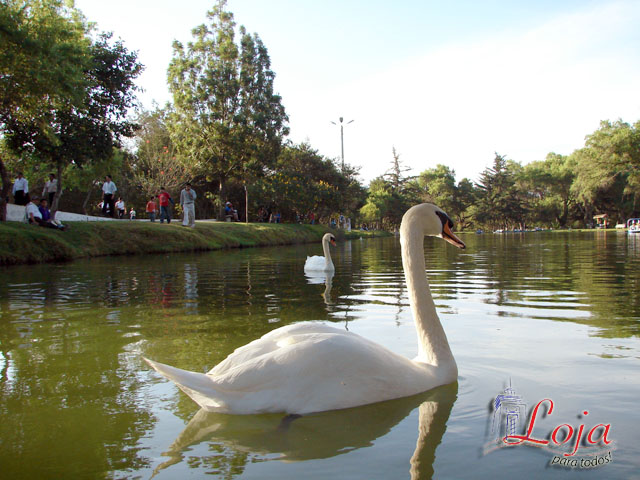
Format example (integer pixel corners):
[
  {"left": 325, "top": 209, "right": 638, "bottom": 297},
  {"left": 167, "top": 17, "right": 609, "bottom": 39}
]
[{"left": 627, "top": 218, "right": 640, "bottom": 234}]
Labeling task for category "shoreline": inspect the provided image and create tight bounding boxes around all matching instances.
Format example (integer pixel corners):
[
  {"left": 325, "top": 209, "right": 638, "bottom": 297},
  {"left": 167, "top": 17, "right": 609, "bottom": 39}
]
[{"left": 0, "top": 220, "right": 389, "bottom": 266}]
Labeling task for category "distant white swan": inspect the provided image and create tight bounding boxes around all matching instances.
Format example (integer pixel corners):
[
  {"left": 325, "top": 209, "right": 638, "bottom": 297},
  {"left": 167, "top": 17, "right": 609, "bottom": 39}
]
[
  {"left": 145, "top": 203, "right": 465, "bottom": 414},
  {"left": 304, "top": 233, "right": 336, "bottom": 272}
]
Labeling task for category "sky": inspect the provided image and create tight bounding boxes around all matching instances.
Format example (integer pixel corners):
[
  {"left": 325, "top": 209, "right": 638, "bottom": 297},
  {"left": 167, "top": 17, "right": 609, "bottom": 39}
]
[{"left": 73, "top": 0, "right": 640, "bottom": 184}]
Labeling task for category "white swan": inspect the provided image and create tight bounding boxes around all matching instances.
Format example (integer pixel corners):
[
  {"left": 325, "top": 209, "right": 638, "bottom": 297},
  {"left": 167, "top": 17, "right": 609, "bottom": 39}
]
[
  {"left": 303, "top": 233, "right": 336, "bottom": 272},
  {"left": 145, "top": 203, "right": 465, "bottom": 414}
]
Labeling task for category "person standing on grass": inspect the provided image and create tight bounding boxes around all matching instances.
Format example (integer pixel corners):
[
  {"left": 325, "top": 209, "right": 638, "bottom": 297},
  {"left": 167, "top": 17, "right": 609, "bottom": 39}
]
[
  {"left": 42, "top": 173, "right": 57, "bottom": 205},
  {"left": 12, "top": 172, "right": 29, "bottom": 206},
  {"left": 102, "top": 175, "right": 117, "bottom": 217},
  {"left": 180, "top": 183, "right": 196, "bottom": 228},
  {"left": 146, "top": 196, "right": 157, "bottom": 222},
  {"left": 158, "top": 187, "right": 173, "bottom": 224}
]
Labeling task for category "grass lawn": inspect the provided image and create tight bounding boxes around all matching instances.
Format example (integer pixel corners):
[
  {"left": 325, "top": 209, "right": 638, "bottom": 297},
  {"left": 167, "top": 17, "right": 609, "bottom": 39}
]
[{"left": 0, "top": 220, "right": 390, "bottom": 266}]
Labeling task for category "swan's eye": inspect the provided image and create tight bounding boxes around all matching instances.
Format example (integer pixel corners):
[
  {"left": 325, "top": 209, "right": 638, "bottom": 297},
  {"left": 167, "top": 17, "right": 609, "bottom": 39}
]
[{"left": 435, "top": 211, "right": 453, "bottom": 230}]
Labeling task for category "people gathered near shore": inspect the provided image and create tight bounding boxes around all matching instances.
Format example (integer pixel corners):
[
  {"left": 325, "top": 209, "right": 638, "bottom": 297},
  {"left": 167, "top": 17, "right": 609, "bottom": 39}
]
[{"left": 7, "top": 170, "right": 360, "bottom": 229}]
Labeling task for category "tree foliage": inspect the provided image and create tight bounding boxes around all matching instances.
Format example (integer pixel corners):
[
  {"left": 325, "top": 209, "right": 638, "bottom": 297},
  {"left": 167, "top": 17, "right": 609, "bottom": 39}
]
[
  {"left": 0, "top": 0, "right": 90, "bottom": 126},
  {"left": 473, "top": 153, "right": 527, "bottom": 229},
  {"left": 2, "top": 29, "right": 142, "bottom": 215},
  {"left": 0, "top": 0, "right": 91, "bottom": 219},
  {"left": 416, "top": 164, "right": 477, "bottom": 228},
  {"left": 167, "top": 0, "right": 288, "bottom": 218},
  {"left": 249, "top": 142, "right": 365, "bottom": 221},
  {"left": 131, "top": 106, "right": 189, "bottom": 199},
  {"left": 2, "top": 3, "right": 638, "bottom": 231},
  {"left": 572, "top": 120, "right": 640, "bottom": 222}
]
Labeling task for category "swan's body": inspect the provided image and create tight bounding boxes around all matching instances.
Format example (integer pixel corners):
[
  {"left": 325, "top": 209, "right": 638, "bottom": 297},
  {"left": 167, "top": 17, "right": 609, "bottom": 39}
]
[
  {"left": 304, "top": 233, "right": 336, "bottom": 272},
  {"left": 145, "top": 203, "right": 465, "bottom": 415}
]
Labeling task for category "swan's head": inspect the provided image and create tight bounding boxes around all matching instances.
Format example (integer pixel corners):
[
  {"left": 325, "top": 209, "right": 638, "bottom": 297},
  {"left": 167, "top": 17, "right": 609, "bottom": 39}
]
[
  {"left": 323, "top": 233, "right": 337, "bottom": 246},
  {"left": 402, "top": 203, "right": 466, "bottom": 249}
]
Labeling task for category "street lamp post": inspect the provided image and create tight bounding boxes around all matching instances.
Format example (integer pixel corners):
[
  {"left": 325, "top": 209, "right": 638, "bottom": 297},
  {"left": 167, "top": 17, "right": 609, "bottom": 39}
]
[{"left": 331, "top": 117, "right": 354, "bottom": 172}]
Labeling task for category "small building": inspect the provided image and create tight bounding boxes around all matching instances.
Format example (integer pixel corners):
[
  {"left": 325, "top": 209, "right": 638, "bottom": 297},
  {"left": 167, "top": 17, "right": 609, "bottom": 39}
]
[{"left": 593, "top": 214, "right": 610, "bottom": 228}]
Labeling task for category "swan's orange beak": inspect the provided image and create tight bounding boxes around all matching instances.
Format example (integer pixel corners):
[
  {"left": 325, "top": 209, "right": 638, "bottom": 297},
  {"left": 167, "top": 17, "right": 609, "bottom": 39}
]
[
  {"left": 442, "top": 223, "right": 465, "bottom": 249},
  {"left": 330, "top": 238, "right": 337, "bottom": 246}
]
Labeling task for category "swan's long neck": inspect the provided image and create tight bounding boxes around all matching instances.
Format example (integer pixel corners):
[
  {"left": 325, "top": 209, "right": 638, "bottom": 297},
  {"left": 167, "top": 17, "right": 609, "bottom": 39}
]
[
  {"left": 322, "top": 237, "right": 333, "bottom": 267},
  {"left": 401, "top": 221, "right": 455, "bottom": 368}
]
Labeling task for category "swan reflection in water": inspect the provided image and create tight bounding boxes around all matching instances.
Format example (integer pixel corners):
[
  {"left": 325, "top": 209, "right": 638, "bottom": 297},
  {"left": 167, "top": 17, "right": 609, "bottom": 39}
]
[
  {"left": 304, "top": 270, "right": 334, "bottom": 305},
  {"left": 153, "top": 383, "right": 457, "bottom": 479}
]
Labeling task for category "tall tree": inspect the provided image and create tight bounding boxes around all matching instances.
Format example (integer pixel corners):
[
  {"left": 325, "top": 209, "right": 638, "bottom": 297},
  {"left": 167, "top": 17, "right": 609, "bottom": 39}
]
[
  {"left": 474, "top": 153, "right": 524, "bottom": 229},
  {"left": 168, "top": 0, "right": 288, "bottom": 219},
  {"left": 384, "top": 147, "right": 414, "bottom": 192},
  {"left": 0, "top": 0, "right": 90, "bottom": 220},
  {"left": 3, "top": 31, "right": 142, "bottom": 216}
]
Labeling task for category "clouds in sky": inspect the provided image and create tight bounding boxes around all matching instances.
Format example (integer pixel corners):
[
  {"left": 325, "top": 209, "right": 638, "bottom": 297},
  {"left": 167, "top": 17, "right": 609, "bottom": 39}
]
[
  {"left": 288, "top": 1, "right": 640, "bottom": 182},
  {"left": 74, "top": 0, "right": 640, "bottom": 184}
]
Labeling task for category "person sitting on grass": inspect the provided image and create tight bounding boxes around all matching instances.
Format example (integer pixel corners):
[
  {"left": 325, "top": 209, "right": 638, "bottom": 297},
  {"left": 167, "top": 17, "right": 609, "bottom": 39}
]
[
  {"left": 225, "top": 201, "right": 239, "bottom": 221},
  {"left": 38, "top": 198, "right": 52, "bottom": 222},
  {"left": 25, "top": 194, "right": 66, "bottom": 230}
]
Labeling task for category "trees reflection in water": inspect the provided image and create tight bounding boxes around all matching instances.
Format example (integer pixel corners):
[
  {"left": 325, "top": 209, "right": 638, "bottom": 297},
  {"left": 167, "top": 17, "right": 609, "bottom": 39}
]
[{"left": 0, "top": 232, "right": 638, "bottom": 477}]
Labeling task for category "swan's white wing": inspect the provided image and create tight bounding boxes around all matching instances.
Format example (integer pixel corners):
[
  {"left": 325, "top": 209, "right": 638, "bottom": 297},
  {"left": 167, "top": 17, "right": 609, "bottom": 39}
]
[
  {"left": 209, "top": 323, "right": 341, "bottom": 376},
  {"left": 209, "top": 330, "right": 434, "bottom": 414},
  {"left": 148, "top": 323, "right": 437, "bottom": 414}
]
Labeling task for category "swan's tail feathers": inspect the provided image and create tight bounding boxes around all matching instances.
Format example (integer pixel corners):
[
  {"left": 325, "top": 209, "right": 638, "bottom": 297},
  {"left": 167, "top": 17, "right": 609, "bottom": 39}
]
[{"left": 144, "top": 357, "right": 228, "bottom": 411}]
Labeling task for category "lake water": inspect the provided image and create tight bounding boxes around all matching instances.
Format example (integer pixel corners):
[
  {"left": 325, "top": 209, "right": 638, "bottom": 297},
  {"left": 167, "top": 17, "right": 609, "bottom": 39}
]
[{"left": 0, "top": 232, "right": 639, "bottom": 479}]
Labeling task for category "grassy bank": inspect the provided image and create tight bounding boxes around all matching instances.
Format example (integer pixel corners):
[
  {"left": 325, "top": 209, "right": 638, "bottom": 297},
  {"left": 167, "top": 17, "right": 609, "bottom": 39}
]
[{"left": 0, "top": 220, "right": 390, "bottom": 266}]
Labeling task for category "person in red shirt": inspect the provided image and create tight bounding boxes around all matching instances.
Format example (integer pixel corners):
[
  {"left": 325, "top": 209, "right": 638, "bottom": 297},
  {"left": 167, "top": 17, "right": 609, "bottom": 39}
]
[
  {"left": 146, "top": 196, "right": 158, "bottom": 222},
  {"left": 157, "top": 187, "right": 173, "bottom": 224}
]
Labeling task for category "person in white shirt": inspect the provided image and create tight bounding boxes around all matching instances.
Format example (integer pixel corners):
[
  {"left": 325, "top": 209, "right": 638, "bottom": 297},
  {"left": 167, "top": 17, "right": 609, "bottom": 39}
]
[
  {"left": 12, "top": 172, "right": 29, "bottom": 206},
  {"left": 101, "top": 175, "right": 117, "bottom": 217},
  {"left": 115, "top": 197, "right": 125, "bottom": 219},
  {"left": 25, "top": 194, "right": 65, "bottom": 230},
  {"left": 180, "top": 183, "right": 197, "bottom": 227},
  {"left": 42, "top": 173, "right": 58, "bottom": 205}
]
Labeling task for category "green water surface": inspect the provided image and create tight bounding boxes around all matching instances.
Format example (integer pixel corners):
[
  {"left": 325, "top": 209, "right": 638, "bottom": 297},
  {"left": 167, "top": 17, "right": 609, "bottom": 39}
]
[{"left": 0, "top": 231, "right": 639, "bottom": 479}]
